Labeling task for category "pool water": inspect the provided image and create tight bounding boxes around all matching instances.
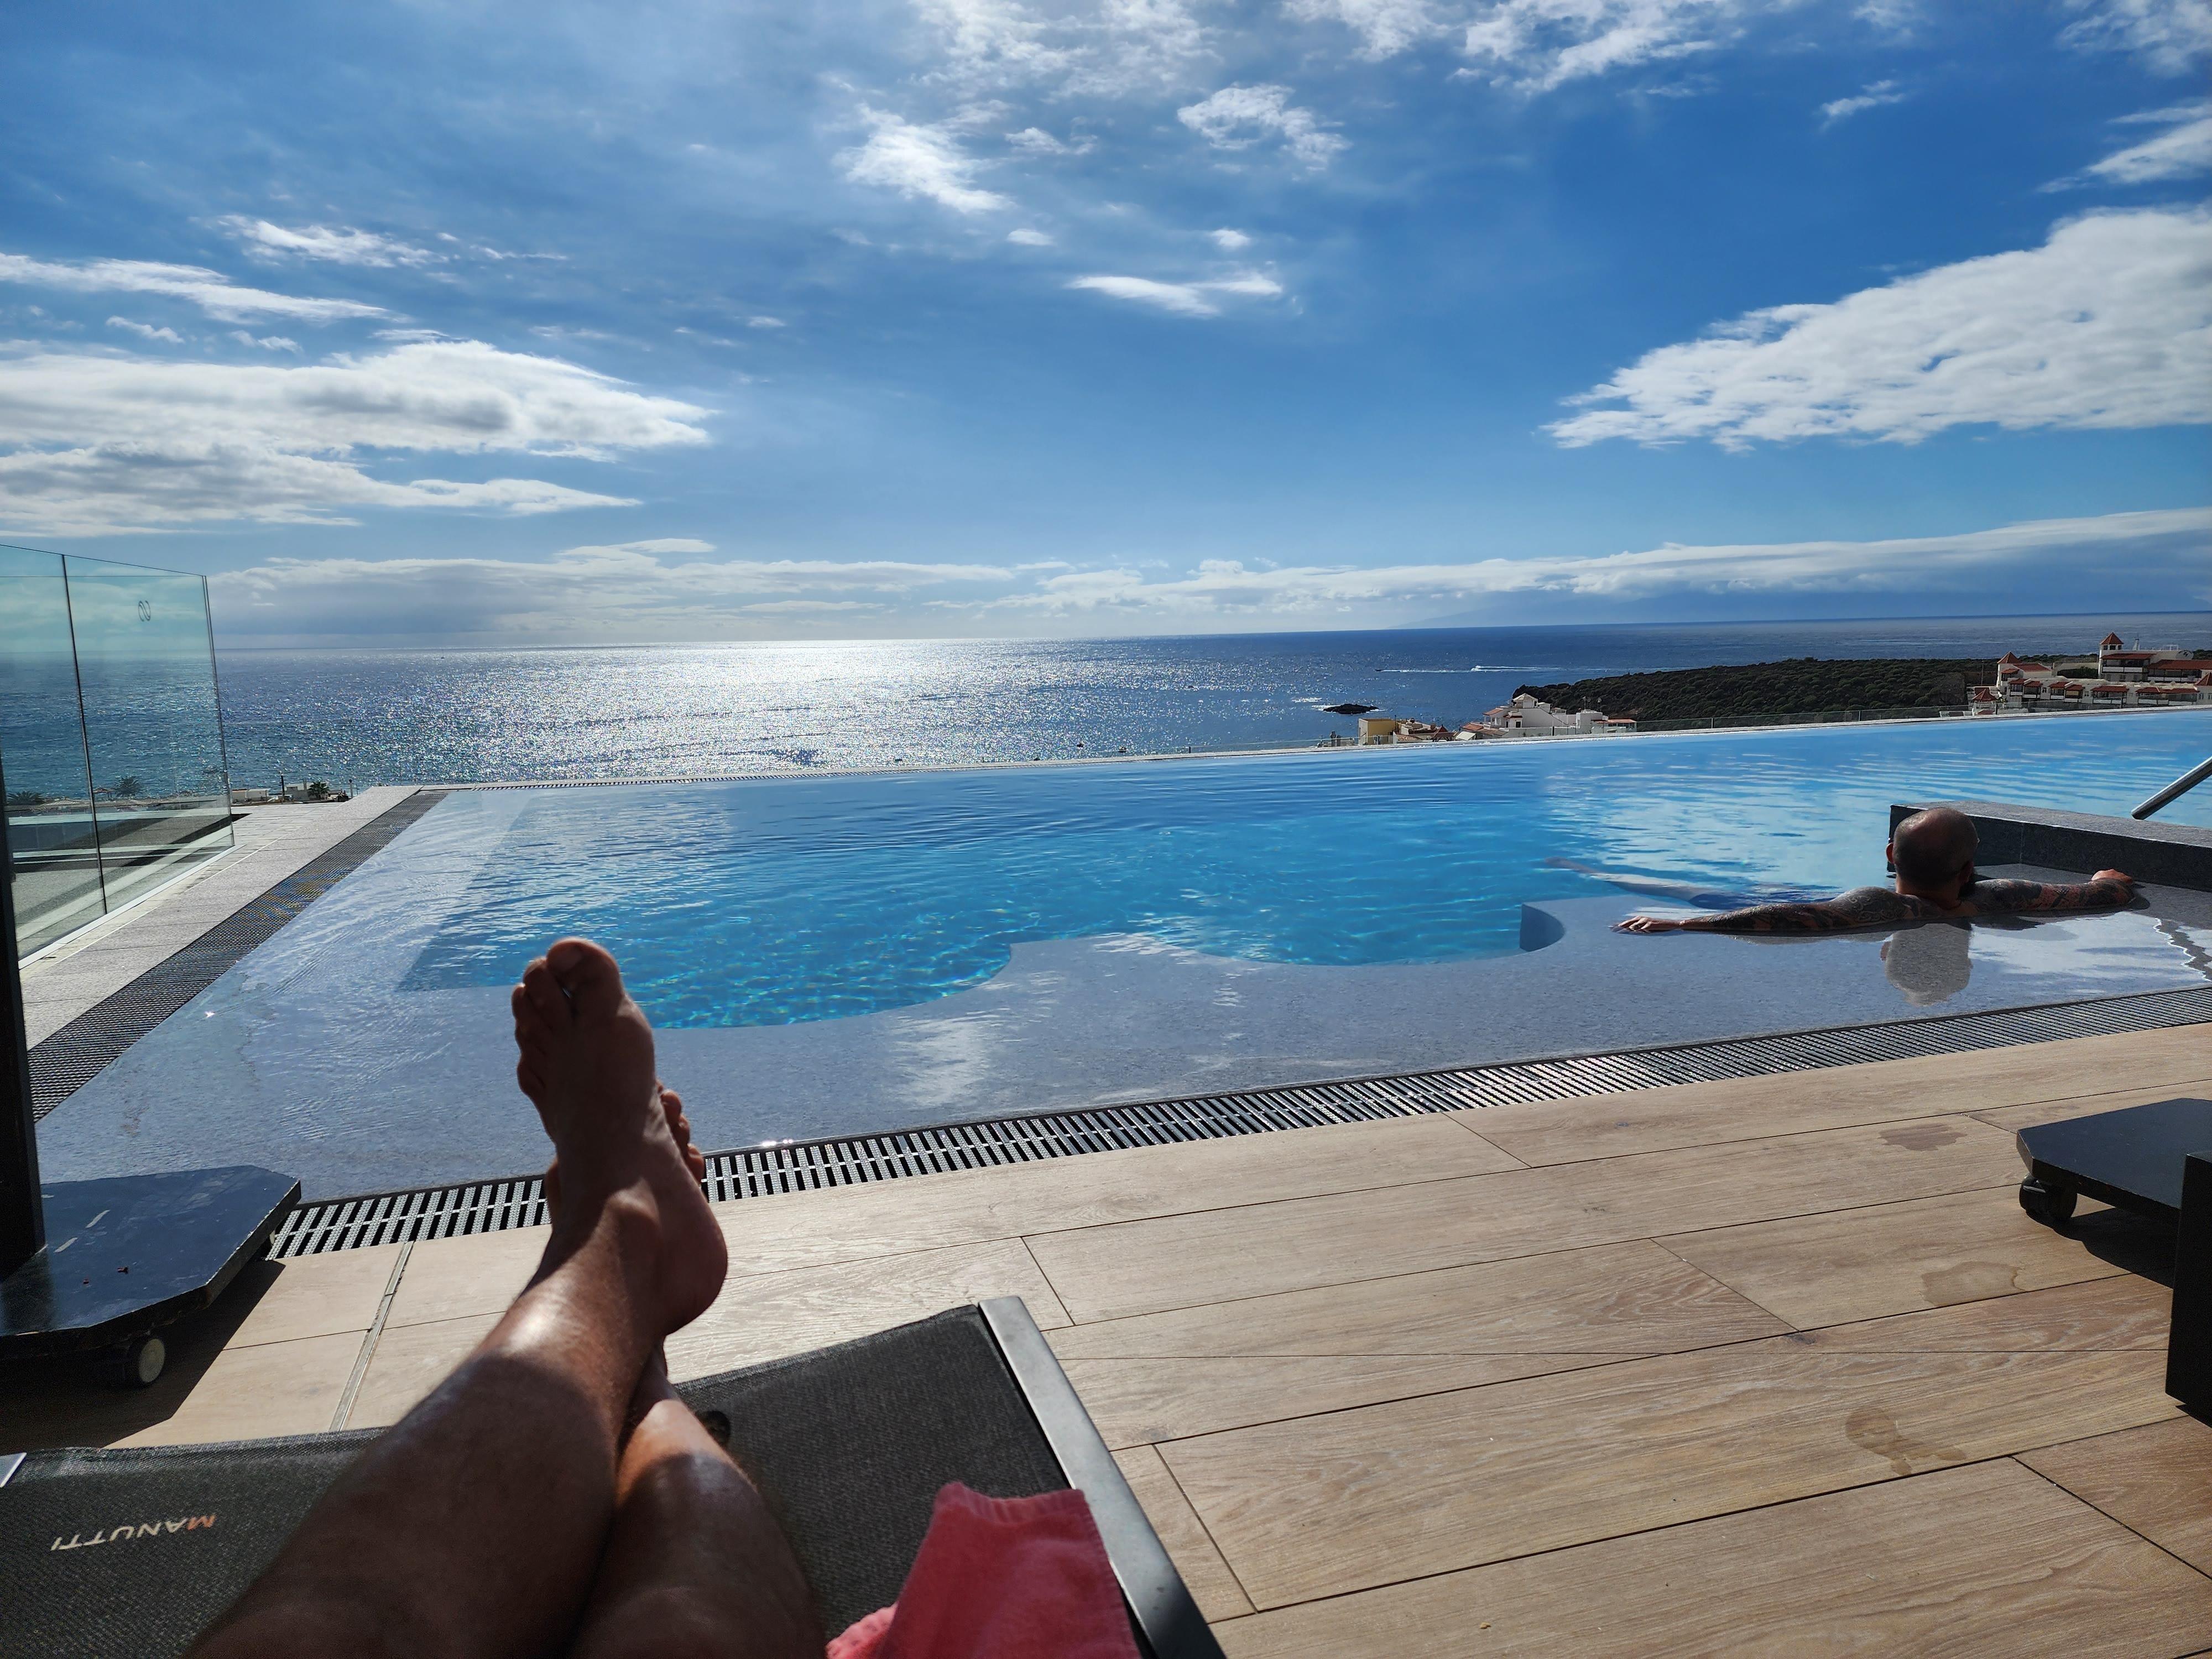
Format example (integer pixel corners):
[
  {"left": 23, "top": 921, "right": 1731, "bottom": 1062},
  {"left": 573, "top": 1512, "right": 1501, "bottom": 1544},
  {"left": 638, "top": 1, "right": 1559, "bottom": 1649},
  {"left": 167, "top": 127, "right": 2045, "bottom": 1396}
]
[{"left": 402, "top": 712, "right": 2212, "bottom": 1028}]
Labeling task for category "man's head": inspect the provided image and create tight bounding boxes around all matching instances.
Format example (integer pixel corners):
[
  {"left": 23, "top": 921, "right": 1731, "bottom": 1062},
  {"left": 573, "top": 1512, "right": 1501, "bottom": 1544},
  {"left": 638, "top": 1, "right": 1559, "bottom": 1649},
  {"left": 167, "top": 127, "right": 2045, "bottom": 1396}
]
[{"left": 1889, "top": 806, "right": 1978, "bottom": 902}]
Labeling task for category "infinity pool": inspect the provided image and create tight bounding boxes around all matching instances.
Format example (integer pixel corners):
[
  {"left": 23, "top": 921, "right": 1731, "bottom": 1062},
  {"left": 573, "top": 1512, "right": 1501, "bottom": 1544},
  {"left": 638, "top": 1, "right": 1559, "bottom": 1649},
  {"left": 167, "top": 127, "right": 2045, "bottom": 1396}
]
[
  {"left": 405, "top": 712, "right": 2212, "bottom": 1027},
  {"left": 38, "top": 710, "right": 2212, "bottom": 1195}
]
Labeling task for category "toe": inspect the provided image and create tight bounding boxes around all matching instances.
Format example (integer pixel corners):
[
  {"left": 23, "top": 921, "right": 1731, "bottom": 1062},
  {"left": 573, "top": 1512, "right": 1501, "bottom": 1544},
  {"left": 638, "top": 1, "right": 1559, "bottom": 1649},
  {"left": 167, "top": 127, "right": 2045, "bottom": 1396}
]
[
  {"left": 521, "top": 959, "right": 566, "bottom": 1026},
  {"left": 546, "top": 937, "right": 627, "bottom": 1021}
]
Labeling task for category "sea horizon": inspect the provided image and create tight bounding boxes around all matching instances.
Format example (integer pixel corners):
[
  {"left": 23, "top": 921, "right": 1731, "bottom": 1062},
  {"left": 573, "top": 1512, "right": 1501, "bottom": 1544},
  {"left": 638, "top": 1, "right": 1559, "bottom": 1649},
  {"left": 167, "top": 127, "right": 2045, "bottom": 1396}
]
[{"left": 206, "top": 612, "right": 2212, "bottom": 794}]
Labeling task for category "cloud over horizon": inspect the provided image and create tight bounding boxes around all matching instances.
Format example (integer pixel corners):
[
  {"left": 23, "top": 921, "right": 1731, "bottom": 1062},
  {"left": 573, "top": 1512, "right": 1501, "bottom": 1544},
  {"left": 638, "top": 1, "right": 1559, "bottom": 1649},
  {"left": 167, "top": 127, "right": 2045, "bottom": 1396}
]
[{"left": 198, "top": 508, "right": 2212, "bottom": 644}]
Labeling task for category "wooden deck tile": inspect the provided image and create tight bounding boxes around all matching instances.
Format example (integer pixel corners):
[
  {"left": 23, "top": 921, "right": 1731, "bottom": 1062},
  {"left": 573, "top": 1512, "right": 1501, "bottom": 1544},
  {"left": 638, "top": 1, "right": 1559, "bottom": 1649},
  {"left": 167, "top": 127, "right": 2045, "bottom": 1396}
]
[
  {"left": 665, "top": 1239, "right": 1069, "bottom": 1379},
  {"left": 1067, "top": 1353, "right": 1618, "bottom": 1447},
  {"left": 385, "top": 1225, "right": 546, "bottom": 1328},
  {"left": 1162, "top": 1338, "right": 2179, "bottom": 1606},
  {"left": 1460, "top": 1025, "right": 2212, "bottom": 1167},
  {"left": 1802, "top": 1275, "right": 2172, "bottom": 1353},
  {"left": 1052, "top": 1239, "right": 1787, "bottom": 1441},
  {"left": 346, "top": 1313, "right": 500, "bottom": 1429},
  {"left": 1212, "top": 1460, "right": 2212, "bottom": 1657},
  {"left": 708, "top": 1115, "right": 1519, "bottom": 1278},
  {"left": 114, "top": 1332, "right": 367, "bottom": 1447},
  {"left": 2024, "top": 1417, "right": 2212, "bottom": 1575},
  {"left": 1112, "top": 1444, "right": 1254, "bottom": 1622},
  {"left": 1975, "top": 1077, "right": 2212, "bottom": 1136},
  {"left": 0, "top": 1257, "right": 377, "bottom": 1453},
  {"left": 1659, "top": 1185, "right": 2129, "bottom": 1329},
  {"left": 1030, "top": 1115, "right": 2018, "bottom": 1323},
  {"left": 226, "top": 1244, "right": 404, "bottom": 1349},
  {"left": 1048, "top": 1240, "right": 1786, "bottom": 1359}
]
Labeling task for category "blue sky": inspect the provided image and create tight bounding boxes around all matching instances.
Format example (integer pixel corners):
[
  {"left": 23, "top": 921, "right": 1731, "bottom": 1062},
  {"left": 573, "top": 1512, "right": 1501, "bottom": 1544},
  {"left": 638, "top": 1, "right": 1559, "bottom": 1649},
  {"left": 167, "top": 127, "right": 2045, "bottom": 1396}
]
[{"left": 0, "top": 0, "right": 2206, "bottom": 643}]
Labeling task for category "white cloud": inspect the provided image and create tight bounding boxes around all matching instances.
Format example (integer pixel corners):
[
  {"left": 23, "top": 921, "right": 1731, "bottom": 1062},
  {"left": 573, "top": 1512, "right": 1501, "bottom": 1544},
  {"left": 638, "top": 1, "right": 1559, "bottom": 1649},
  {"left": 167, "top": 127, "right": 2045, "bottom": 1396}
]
[
  {"left": 2078, "top": 101, "right": 2212, "bottom": 184},
  {"left": 187, "top": 509, "right": 2211, "bottom": 640},
  {"left": 2059, "top": 0, "right": 2212, "bottom": 72},
  {"left": 1459, "top": 0, "right": 1757, "bottom": 91},
  {"left": 917, "top": 0, "right": 1210, "bottom": 98},
  {"left": 746, "top": 315, "right": 787, "bottom": 328},
  {"left": 106, "top": 317, "right": 182, "bottom": 343},
  {"left": 1006, "top": 126, "right": 1096, "bottom": 154},
  {"left": 0, "top": 339, "right": 709, "bottom": 535},
  {"left": 1820, "top": 79, "right": 1906, "bottom": 125},
  {"left": 0, "top": 449, "right": 635, "bottom": 538},
  {"left": 216, "top": 217, "right": 442, "bottom": 268},
  {"left": 1178, "top": 85, "right": 1348, "bottom": 168},
  {"left": 1854, "top": 0, "right": 1918, "bottom": 32},
  {"left": 0, "top": 252, "right": 384, "bottom": 323},
  {"left": 838, "top": 108, "right": 1011, "bottom": 213},
  {"left": 231, "top": 330, "right": 303, "bottom": 352},
  {"left": 1210, "top": 227, "right": 1252, "bottom": 251},
  {"left": 1551, "top": 208, "right": 2212, "bottom": 448},
  {"left": 211, "top": 542, "right": 1026, "bottom": 640},
  {"left": 1287, "top": 0, "right": 1445, "bottom": 59},
  {"left": 968, "top": 509, "right": 2212, "bottom": 623},
  {"left": 1008, "top": 228, "right": 1056, "bottom": 245},
  {"left": 1067, "top": 270, "right": 1284, "bottom": 316}
]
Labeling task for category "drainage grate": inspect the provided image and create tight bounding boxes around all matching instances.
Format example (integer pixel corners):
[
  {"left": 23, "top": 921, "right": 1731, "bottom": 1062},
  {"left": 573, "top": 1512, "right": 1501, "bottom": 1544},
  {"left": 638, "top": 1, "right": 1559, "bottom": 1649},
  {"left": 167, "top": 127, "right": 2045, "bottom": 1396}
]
[
  {"left": 270, "top": 980, "right": 2212, "bottom": 1257},
  {"left": 28, "top": 791, "right": 449, "bottom": 1119}
]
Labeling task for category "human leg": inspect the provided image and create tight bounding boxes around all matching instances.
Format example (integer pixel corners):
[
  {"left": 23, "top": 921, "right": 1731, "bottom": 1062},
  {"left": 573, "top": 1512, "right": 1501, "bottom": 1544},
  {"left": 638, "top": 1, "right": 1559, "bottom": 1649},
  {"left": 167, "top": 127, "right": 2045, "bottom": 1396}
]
[
  {"left": 562, "top": 1356, "right": 823, "bottom": 1659},
  {"left": 189, "top": 940, "right": 727, "bottom": 1659}
]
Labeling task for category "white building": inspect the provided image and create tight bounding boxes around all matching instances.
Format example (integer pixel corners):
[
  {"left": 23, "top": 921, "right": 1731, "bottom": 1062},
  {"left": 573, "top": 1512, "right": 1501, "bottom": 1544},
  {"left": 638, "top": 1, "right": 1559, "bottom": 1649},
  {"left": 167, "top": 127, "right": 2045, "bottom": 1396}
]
[
  {"left": 1995, "top": 637, "right": 2212, "bottom": 710},
  {"left": 1477, "top": 693, "right": 1636, "bottom": 737}
]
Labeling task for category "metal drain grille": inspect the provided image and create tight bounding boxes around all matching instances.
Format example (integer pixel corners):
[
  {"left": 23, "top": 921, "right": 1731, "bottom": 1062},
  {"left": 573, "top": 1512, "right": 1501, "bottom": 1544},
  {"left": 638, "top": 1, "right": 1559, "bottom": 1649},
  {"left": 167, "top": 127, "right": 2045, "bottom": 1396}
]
[
  {"left": 28, "top": 791, "right": 449, "bottom": 1118},
  {"left": 269, "top": 980, "right": 2212, "bottom": 1257}
]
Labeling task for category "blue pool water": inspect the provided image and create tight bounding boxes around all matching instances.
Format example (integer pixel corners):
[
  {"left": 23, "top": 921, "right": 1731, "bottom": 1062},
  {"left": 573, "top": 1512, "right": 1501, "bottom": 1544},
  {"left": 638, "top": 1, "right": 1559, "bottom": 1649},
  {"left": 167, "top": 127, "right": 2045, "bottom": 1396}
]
[{"left": 403, "top": 710, "right": 2212, "bottom": 1029}]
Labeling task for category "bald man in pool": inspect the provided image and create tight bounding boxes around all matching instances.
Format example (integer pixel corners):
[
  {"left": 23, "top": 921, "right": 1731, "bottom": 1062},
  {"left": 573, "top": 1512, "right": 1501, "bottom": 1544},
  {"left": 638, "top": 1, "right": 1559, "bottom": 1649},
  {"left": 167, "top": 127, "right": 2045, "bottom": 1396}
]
[{"left": 1615, "top": 806, "right": 2139, "bottom": 934}]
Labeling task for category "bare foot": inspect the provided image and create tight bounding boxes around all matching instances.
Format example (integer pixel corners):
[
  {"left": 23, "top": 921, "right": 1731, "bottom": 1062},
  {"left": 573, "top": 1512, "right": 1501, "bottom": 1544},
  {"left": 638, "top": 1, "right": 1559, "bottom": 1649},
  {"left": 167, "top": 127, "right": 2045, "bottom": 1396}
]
[
  {"left": 544, "top": 1085, "right": 705, "bottom": 1220},
  {"left": 510, "top": 939, "right": 726, "bottom": 1335}
]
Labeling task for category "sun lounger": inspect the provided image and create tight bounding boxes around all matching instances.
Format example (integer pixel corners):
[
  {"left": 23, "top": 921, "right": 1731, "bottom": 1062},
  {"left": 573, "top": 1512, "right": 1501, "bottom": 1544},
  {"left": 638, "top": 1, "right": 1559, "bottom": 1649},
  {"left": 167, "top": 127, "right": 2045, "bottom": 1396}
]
[{"left": 0, "top": 1298, "right": 1225, "bottom": 1659}]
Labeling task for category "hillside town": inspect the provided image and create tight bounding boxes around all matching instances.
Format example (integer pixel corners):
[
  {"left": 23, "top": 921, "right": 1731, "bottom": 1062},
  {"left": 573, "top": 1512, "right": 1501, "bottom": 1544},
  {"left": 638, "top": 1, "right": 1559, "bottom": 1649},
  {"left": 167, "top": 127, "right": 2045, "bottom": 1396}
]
[
  {"left": 1344, "top": 629, "right": 2212, "bottom": 743},
  {"left": 1985, "top": 632, "right": 2212, "bottom": 711}
]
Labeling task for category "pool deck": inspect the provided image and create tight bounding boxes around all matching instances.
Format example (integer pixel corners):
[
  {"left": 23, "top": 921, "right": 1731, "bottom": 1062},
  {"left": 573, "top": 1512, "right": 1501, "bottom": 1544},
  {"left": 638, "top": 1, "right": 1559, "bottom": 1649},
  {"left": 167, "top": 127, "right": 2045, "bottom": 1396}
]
[
  {"left": 5, "top": 1024, "right": 2210, "bottom": 1652},
  {"left": 19, "top": 787, "right": 415, "bottom": 1047}
]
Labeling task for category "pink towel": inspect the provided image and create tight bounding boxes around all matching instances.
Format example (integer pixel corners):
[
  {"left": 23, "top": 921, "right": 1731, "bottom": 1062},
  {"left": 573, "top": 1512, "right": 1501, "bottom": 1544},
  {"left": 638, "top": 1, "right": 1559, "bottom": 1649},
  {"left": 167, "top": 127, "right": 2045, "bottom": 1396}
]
[{"left": 828, "top": 1483, "right": 1142, "bottom": 1659}]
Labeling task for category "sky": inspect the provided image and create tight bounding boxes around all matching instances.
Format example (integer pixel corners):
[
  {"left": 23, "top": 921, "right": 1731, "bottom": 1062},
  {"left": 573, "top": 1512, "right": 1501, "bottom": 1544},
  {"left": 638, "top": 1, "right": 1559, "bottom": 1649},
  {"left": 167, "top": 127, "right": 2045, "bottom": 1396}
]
[{"left": 0, "top": 0, "right": 2208, "bottom": 644}]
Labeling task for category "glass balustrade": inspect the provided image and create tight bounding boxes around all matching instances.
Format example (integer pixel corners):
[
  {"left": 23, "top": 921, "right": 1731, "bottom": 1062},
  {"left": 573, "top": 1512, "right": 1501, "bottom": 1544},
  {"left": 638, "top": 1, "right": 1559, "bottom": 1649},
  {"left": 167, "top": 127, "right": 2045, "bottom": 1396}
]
[{"left": 1, "top": 544, "right": 234, "bottom": 958}]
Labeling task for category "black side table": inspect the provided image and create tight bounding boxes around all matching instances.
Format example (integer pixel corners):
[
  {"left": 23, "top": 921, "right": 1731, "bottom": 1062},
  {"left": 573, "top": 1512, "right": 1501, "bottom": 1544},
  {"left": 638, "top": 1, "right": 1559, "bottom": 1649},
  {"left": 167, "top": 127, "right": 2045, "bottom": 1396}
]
[{"left": 2016, "top": 1097, "right": 2210, "bottom": 1412}]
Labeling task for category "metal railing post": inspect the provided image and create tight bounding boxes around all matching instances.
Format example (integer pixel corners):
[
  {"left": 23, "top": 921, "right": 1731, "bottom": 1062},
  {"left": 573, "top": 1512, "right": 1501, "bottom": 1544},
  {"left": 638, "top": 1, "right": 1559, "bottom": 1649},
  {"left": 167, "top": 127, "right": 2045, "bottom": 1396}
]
[{"left": 2133, "top": 756, "right": 2212, "bottom": 821}]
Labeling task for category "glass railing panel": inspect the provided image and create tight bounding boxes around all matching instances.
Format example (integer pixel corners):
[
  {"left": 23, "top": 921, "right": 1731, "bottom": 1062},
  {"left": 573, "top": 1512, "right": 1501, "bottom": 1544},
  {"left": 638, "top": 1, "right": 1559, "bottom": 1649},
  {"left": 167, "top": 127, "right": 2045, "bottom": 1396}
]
[
  {"left": 1, "top": 545, "right": 105, "bottom": 956},
  {"left": 64, "top": 557, "right": 234, "bottom": 914}
]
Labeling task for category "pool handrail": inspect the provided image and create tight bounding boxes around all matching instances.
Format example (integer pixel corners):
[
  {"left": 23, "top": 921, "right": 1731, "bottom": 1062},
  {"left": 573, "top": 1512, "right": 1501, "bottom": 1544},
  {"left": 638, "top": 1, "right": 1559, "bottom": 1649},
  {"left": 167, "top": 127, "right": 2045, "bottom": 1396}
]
[{"left": 2133, "top": 755, "right": 2212, "bottom": 820}]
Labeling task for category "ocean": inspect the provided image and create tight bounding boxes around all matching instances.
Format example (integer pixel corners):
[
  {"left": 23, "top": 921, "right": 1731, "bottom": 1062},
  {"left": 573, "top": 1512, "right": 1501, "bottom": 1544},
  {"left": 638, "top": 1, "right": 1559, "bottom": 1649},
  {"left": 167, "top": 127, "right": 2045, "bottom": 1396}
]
[{"left": 210, "top": 613, "right": 2212, "bottom": 791}]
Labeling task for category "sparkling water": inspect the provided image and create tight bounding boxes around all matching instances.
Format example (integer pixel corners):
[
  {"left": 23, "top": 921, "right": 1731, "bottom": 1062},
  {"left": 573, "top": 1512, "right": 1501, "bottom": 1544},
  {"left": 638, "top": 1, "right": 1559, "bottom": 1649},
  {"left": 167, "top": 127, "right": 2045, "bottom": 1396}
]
[{"left": 401, "top": 709, "right": 2212, "bottom": 1027}]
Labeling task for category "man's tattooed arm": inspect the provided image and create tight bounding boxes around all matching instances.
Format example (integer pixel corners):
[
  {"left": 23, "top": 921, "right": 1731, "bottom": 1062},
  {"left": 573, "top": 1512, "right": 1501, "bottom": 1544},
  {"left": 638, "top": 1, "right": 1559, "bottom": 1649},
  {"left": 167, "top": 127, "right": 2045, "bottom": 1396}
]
[
  {"left": 1964, "top": 874, "right": 2137, "bottom": 916},
  {"left": 1686, "top": 886, "right": 1932, "bottom": 933}
]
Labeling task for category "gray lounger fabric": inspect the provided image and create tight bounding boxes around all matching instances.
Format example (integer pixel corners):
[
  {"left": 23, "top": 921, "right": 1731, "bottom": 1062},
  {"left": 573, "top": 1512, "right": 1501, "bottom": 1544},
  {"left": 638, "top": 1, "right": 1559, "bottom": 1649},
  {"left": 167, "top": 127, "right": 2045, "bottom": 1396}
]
[{"left": 0, "top": 1306, "right": 1078, "bottom": 1658}]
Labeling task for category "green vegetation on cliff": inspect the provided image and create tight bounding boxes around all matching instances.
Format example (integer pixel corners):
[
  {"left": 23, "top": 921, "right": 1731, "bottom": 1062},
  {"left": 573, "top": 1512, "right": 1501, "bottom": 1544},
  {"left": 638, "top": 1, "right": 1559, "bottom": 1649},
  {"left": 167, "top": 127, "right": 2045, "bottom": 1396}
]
[{"left": 1511, "top": 656, "right": 2071, "bottom": 724}]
